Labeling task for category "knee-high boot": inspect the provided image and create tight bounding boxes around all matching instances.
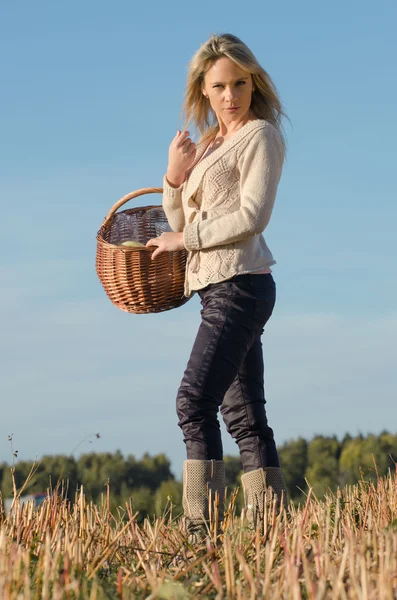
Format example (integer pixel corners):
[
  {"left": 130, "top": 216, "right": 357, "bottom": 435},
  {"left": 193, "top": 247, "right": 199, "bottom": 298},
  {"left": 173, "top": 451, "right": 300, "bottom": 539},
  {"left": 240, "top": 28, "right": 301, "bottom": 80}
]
[{"left": 182, "top": 459, "right": 226, "bottom": 543}]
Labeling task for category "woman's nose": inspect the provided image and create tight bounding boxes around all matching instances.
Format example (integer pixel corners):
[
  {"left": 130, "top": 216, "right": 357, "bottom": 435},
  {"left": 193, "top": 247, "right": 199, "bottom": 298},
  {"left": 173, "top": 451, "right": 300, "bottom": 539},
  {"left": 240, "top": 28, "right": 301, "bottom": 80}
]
[{"left": 224, "top": 87, "right": 237, "bottom": 101}]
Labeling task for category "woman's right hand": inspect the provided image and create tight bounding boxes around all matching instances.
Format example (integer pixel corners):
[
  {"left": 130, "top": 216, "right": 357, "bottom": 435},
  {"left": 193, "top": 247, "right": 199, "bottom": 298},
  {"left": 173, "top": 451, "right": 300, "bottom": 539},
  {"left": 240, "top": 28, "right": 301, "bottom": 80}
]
[{"left": 166, "top": 130, "right": 196, "bottom": 187}]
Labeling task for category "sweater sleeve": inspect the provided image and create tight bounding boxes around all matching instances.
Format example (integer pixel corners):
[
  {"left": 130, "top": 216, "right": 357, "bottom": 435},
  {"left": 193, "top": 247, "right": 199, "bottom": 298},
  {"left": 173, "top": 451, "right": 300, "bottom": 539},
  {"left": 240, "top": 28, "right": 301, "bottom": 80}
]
[
  {"left": 162, "top": 175, "right": 185, "bottom": 232},
  {"left": 183, "top": 126, "right": 283, "bottom": 250}
]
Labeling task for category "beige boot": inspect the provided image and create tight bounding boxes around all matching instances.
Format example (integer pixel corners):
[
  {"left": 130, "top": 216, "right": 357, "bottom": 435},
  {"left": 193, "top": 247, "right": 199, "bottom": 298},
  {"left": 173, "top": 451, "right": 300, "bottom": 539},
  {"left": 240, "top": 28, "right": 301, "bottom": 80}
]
[
  {"left": 182, "top": 459, "right": 225, "bottom": 544},
  {"left": 241, "top": 467, "right": 288, "bottom": 530}
]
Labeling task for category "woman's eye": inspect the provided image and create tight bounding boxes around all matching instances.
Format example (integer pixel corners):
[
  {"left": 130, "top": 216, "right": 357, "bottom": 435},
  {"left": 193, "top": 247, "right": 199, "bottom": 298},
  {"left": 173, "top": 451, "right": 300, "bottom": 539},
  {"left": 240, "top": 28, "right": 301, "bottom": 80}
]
[{"left": 212, "top": 81, "right": 246, "bottom": 88}]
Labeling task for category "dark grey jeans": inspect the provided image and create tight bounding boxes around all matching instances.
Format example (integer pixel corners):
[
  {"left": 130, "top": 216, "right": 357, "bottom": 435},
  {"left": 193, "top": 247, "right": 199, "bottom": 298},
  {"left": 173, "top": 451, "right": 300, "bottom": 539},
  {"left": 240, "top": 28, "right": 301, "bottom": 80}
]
[{"left": 176, "top": 273, "right": 280, "bottom": 473}]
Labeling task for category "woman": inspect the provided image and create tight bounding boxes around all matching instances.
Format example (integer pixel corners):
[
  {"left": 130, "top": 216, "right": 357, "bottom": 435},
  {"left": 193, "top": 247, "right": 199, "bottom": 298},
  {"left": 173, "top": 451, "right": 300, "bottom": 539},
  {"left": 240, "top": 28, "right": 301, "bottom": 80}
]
[{"left": 146, "top": 33, "right": 288, "bottom": 539}]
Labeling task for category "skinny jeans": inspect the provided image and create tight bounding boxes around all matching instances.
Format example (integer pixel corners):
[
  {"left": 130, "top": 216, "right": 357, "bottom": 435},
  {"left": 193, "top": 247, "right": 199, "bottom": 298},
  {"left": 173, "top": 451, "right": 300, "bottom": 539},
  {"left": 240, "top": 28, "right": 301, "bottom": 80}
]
[{"left": 176, "top": 273, "right": 280, "bottom": 473}]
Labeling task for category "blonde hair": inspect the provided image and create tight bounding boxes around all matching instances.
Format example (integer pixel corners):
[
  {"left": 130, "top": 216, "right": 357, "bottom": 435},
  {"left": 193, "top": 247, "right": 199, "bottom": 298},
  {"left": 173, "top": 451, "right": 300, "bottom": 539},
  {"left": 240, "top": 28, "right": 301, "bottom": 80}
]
[{"left": 183, "top": 33, "right": 288, "bottom": 154}]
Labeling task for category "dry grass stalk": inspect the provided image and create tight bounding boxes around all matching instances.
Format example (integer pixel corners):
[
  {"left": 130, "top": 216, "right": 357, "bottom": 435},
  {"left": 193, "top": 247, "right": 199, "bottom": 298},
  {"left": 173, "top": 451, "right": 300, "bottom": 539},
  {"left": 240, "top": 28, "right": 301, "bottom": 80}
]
[{"left": 0, "top": 470, "right": 396, "bottom": 598}]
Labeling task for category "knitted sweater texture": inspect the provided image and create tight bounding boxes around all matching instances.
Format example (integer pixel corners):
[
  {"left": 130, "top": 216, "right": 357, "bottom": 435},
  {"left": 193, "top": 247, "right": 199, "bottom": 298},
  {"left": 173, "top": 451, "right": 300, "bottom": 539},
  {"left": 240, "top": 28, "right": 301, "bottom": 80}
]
[{"left": 162, "top": 119, "right": 284, "bottom": 297}]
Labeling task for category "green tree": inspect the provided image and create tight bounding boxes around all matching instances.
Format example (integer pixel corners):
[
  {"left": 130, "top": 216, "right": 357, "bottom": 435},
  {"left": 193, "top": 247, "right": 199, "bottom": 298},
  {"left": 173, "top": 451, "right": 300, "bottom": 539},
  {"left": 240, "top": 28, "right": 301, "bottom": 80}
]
[
  {"left": 223, "top": 455, "right": 244, "bottom": 512},
  {"left": 76, "top": 451, "right": 127, "bottom": 500},
  {"left": 379, "top": 431, "right": 397, "bottom": 470},
  {"left": 305, "top": 435, "right": 340, "bottom": 498},
  {"left": 124, "top": 453, "right": 174, "bottom": 492},
  {"left": 154, "top": 479, "right": 183, "bottom": 518},
  {"left": 1, "top": 460, "right": 36, "bottom": 498},
  {"left": 339, "top": 432, "right": 397, "bottom": 486},
  {"left": 224, "top": 455, "right": 242, "bottom": 490},
  {"left": 26, "top": 455, "right": 77, "bottom": 499},
  {"left": 130, "top": 487, "right": 155, "bottom": 523},
  {"left": 278, "top": 437, "right": 308, "bottom": 501}
]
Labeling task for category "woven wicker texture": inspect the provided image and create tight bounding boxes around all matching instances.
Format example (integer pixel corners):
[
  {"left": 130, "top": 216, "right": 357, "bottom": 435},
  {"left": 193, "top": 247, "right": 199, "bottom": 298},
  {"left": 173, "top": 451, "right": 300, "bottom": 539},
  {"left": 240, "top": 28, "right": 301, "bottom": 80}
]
[{"left": 96, "top": 188, "right": 189, "bottom": 314}]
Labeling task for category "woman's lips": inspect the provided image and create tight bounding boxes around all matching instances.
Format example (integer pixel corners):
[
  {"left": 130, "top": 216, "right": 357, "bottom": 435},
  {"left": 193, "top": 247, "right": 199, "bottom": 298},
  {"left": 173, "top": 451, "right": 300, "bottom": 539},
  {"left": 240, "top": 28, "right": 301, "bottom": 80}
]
[{"left": 226, "top": 107, "right": 239, "bottom": 111}]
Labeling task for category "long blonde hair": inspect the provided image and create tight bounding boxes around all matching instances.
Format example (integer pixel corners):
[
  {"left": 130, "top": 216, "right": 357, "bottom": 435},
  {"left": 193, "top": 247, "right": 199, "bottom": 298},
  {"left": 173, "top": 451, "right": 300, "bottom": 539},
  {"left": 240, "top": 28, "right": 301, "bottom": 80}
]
[{"left": 183, "top": 33, "right": 288, "bottom": 154}]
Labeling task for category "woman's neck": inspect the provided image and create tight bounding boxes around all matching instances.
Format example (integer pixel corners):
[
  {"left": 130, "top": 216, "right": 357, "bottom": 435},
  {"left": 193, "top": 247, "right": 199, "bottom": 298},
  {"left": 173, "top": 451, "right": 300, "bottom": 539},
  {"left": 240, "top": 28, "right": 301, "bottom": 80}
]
[{"left": 216, "top": 110, "right": 256, "bottom": 139}]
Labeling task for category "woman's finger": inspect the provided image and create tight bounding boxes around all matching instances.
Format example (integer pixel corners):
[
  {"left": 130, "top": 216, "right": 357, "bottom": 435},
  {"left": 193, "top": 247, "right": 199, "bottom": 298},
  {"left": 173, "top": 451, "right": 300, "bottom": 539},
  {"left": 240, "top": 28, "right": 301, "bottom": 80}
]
[
  {"left": 175, "top": 131, "right": 190, "bottom": 148},
  {"left": 182, "top": 143, "right": 195, "bottom": 158},
  {"left": 151, "top": 247, "right": 163, "bottom": 260}
]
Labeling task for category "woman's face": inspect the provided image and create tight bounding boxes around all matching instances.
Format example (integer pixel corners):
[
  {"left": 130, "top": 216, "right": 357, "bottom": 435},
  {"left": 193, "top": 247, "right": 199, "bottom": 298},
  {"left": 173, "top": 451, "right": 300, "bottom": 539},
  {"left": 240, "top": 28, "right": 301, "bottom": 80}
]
[{"left": 202, "top": 57, "right": 254, "bottom": 126}]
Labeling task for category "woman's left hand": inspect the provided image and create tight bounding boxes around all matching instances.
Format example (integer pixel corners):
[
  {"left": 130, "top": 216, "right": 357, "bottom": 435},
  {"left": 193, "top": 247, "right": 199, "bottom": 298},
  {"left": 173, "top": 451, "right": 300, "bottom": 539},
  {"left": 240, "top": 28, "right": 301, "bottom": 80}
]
[{"left": 146, "top": 232, "right": 185, "bottom": 260}]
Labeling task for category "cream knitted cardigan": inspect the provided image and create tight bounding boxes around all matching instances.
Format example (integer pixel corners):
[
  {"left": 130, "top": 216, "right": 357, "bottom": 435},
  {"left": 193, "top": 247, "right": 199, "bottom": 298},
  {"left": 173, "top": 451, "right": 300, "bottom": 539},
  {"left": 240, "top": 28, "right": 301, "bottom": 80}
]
[{"left": 162, "top": 119, "right": 284, "bottom": 298}]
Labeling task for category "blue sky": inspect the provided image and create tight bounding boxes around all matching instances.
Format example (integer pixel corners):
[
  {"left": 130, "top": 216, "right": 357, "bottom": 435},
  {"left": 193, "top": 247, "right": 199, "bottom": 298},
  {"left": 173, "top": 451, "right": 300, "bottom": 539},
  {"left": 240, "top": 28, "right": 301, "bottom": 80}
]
[{"left": 1, "top": 0, "right": 396, "bottom": 480}]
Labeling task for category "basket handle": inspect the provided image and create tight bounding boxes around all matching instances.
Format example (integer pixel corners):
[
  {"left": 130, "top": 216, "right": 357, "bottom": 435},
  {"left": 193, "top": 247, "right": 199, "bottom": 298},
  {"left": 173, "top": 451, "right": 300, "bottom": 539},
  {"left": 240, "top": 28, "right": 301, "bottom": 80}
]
[{"left": 101, "top": 187, "right": 163, "bottom": 228}]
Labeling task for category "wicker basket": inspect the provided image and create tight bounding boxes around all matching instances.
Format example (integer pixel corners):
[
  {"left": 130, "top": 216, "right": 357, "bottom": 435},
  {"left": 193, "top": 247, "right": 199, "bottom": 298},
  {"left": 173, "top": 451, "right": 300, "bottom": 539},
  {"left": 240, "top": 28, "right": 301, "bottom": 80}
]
[{"left": 96, "top": 187, "right": 189, "bottom": 314}]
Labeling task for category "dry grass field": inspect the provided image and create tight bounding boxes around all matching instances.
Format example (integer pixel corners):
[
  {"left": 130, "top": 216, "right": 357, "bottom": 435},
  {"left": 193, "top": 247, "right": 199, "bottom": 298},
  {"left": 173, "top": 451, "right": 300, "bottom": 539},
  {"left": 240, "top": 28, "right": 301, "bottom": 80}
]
[{"left": 1, "top": 469, "right": 396, "bottom": 599}]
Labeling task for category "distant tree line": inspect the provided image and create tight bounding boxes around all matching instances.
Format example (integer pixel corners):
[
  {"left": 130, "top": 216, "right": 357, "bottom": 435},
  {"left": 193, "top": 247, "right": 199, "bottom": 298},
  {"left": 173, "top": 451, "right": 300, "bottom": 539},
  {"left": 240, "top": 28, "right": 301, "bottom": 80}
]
[{"left": 1, "top": 432, "right": 396, "bottom": 519}]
